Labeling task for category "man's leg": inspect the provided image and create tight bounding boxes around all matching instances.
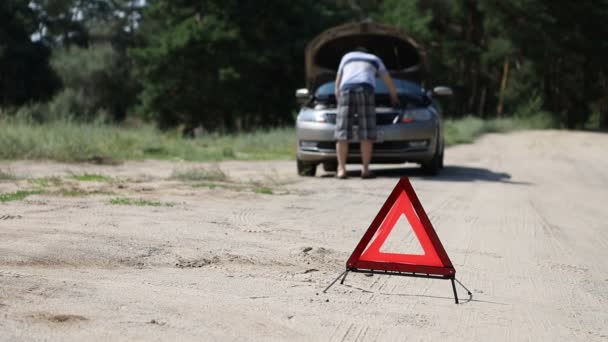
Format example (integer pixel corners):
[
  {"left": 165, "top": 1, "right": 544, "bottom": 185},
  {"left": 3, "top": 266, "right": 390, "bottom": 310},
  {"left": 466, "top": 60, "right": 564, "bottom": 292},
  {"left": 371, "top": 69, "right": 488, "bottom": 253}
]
[
  {"left": 336, "top": 140, "right": 348, "bottom": 178},
  {"left": 360, "top": 139, "right": 373, "bottom": 176}
]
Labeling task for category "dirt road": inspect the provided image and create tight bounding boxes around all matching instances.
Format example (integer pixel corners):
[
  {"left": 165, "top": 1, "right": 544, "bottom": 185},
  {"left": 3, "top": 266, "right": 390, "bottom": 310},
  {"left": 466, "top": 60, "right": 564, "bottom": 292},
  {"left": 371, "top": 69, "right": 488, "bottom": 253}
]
[{"left": 1, "top": 130, "right": 607, "bottom": 341}]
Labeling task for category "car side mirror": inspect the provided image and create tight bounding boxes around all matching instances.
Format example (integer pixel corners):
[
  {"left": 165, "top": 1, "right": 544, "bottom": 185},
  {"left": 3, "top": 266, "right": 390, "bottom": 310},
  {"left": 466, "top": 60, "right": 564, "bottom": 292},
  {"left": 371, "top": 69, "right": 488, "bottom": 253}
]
[
  {"left": 432, "top": 86, "right": 453, "bottom": 97},
  {"left": 295, "top": 88, "right": 311, "bottom": 105}
]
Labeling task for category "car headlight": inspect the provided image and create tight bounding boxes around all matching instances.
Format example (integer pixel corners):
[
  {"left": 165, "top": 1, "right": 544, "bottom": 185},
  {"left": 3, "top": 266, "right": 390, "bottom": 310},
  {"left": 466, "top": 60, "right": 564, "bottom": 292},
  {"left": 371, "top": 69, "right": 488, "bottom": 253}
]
[
  {"left": 298, "top": 111, "right": 329, "bottom": 123},
  {"left": 400, "top": 109, "right": 433, "bottom": 123}
]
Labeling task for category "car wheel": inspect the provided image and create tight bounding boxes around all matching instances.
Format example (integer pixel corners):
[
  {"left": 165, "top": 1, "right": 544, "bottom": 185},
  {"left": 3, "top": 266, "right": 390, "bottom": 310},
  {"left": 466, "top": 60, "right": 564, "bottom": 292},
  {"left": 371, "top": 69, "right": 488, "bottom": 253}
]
[
  {"left": 439, "top": 142, "right": 445, "bottom": 169},
  {"left": 421, "top": 145, "right": 441, "bottom": 176},
  {"left": 323, "top": 162, "right": 337, "bottom": 172},
  {"left": 297, "top": 159, "right": 317, "bottom": 176}
]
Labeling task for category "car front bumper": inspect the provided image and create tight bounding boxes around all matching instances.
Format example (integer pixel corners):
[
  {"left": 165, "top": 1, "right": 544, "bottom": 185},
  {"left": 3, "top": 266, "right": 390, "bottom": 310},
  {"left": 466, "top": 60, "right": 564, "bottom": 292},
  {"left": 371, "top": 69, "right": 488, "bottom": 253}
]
[{"left": 296, "top": 119, "right": 439, "bottom": 164}]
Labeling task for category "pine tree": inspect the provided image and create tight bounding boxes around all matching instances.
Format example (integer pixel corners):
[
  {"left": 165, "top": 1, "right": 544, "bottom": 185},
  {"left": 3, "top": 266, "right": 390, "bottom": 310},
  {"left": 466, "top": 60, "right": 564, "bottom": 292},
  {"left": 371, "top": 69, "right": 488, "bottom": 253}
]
[{"left": 0, "top": 0, "right": 60, "bottom": 106}]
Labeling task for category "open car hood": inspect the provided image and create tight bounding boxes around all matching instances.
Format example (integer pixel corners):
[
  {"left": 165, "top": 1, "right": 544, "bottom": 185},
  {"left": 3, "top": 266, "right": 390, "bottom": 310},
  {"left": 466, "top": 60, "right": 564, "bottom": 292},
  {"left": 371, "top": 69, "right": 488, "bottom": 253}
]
[{"left": 305, "top": 22, "right": 427, "bottom": 91}]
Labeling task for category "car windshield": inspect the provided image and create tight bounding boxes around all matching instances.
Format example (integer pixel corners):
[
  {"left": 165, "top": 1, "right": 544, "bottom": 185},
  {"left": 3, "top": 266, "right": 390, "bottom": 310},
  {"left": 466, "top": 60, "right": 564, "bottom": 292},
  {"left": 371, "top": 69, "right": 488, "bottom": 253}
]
[{"left": 314, "top": 78, "right": 429, "bottom": 106}]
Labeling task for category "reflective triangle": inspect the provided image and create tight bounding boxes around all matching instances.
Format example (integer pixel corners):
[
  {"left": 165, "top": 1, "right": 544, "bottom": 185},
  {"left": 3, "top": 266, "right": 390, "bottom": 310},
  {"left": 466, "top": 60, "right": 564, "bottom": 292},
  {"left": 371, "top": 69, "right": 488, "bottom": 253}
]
[{"left": 347, "top": 177, "right": 455, "bottom": 277}]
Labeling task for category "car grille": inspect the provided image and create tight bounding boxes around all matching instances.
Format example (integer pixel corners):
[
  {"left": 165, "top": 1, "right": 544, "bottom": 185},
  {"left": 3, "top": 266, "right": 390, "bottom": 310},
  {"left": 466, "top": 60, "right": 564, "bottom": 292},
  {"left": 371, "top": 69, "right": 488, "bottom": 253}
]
[
  {"left": 325, "top": 112, "right": 400, "bottom": 125},
  {"left": 316, "top": 141, "right": 413, "bottom": 151}
]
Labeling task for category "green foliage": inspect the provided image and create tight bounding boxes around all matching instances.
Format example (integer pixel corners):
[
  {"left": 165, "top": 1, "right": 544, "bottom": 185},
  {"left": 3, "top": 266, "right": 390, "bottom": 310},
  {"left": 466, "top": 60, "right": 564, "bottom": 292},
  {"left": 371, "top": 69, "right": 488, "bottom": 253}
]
[
  {"left": 0, "top": 169, "right": 17, "bottom": 181},
  {"left": 11, "top": 0, "right": 144, "bottom": 122},
  {"left": 444, "top": 114, "right": 556, "bottom": 146},
  {"left": 69, "top": 173, "right": 113, "bottom": 182},
  {"left": 0, "top": 0, "right": 60, "bottom": 106},
  {"left": 12, "top": 88, "right": 108, "bottom": 123},
  {"left": 39, "top": 44, "right": 138, "bottom": 122},
  {"left": 374, "top": 0, "right": 608, "bottom": 129},
  {"left": 253, "top": 187, "right": 273, "bottom": 195},
  {"left": 192, "top": 182, "right": 218, "bottom": 190},
  {"left": 0, "top": 190, "right": 43, "bottom": 203},
  {"left": 30, "top": 0, "right": 143, "bottom": 48},
  {"left": 0, "top": 114, "right": 553, "bottom": 163},
  {"left": 29, "top": 176, "right": 63, "bottom": 187},
  {"left": 374, "top": 0, "right": 433, "bottom": 41},
  {"left": 0, "top": 118, "right": 296, "bottom": 162},
  {"left": 0, "top": 113, "right": 556, "bottom": 164},
  {"left": 58, "top": 189, "right": 91, "bottom": 197},
  {"left": 132, "top": 0, "right": 350, "bottom": 130},
  {"left": 109, "top": 197, "right": 174, "bottom": 207},
  {"left": 170, "top": 165, "right": 228, "bottom": 182},
  {"left": 4, "top": 0, "right": 607, "bottom": 131}
]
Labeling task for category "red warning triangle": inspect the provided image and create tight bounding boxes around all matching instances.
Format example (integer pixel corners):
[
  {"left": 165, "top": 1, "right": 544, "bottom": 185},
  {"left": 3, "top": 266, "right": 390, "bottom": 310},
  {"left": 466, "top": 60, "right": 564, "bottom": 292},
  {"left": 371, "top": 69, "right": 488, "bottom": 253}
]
[{"left": 347, "top": 177, "right": 455, "bottom": 277}]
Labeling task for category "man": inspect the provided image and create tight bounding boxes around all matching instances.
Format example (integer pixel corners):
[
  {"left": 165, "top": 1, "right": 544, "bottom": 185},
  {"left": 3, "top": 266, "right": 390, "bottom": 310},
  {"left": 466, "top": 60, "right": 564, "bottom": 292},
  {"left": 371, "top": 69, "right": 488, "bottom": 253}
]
[{"left": 334, "top": 47, "right": 400, "bottom": 179}]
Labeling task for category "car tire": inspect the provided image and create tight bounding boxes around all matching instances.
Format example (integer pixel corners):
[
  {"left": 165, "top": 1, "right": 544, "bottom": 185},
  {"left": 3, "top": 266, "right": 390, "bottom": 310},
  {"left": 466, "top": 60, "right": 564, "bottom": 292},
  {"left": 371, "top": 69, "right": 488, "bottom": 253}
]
[
  {"left": 439, "top": 142, "right": 445, "bottom": 169},
  {"left": 421, "top": 143, "right": 442, "bottom": 176},
  {"left": 297, "top": 159, "right": 317, "bottom": 176},
  {"left": 323, "top": 162, "right": 338, "bottom": 172}
]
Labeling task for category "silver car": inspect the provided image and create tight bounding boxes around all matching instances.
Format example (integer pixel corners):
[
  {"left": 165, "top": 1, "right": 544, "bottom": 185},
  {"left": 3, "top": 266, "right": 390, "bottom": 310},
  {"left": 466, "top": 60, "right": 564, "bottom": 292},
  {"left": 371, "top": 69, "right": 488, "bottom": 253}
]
[{"left": 295, "top": 22, "right": 453, "bottom": 176}]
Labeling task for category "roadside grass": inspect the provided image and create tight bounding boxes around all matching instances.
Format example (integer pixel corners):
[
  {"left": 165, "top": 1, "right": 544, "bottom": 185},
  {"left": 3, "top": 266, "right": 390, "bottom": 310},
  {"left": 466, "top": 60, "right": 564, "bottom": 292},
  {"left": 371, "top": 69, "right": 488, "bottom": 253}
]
[
  {"left": 170, "top": 165, "right": 228, "bottom": 182},
  {"left": 29, "top": 176, "right": 63, "bottom": 188},
  {"left": 444, "top": 114, "right": 554, "bottom": 146},
  {"left": 0, "top": 169, "right": 17, "bottom": 181},
  {"left": 0, "top": 118, "right": 295, "bottom": 163},
  {"left": 253, "top": 187, "right": 273, "bottom": 195},
  {"left": 191, "top": 182, "right": 242, "bottom": 190},
  {"left": 191, "top": 180, "right": 278, "bottom": 195},
  {"left": 192, "top": 182, "right": 218, "bottom": 189},
  {"left": 109, "top": 197, "right": 175, "bottom": 207},
  {"left": 0, "top": 114, "right": 554, "bottom": 164},
  {"left": 57, "top": 189, "right": 90, "bottom": 197},
  {"left": 56, "top": 189, "right": 115, "bottom": 197},
  {"left": 0, "top": 190, "right": 43, "bottom": 203},
  {"left": 69, "top": 173, "right": 113, "bottom": 182}
]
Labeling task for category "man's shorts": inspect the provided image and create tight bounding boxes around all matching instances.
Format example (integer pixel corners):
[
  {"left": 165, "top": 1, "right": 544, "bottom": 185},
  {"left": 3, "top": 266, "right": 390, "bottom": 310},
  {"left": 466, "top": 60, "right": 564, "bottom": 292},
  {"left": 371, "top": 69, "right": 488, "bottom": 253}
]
[{"left": 334, "top": 85, "right": 376, "bottom": 141}]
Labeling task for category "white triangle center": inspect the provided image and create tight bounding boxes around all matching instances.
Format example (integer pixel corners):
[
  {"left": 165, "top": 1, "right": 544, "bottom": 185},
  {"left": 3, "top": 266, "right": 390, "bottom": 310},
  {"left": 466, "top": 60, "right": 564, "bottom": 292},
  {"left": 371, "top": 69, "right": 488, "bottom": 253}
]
[{"left": 379, "top": 214, "right": 425, "bottom": 255}]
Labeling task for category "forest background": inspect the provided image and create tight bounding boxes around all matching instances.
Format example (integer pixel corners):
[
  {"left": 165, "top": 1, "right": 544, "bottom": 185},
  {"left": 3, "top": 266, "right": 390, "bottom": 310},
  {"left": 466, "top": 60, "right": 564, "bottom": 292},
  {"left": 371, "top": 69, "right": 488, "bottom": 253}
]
[{"left": 1, "top": 0, "right": 607, "bottom": 161}]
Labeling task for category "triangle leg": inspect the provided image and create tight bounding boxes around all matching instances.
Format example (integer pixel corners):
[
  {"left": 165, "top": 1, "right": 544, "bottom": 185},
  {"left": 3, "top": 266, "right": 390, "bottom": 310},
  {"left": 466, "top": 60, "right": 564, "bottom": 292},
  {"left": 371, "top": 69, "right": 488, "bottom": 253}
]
[
  {"left": 451, "top": 278, "right": 459, "bottom": 304},
  {"left": 340, "top": 270, "right": 350, "bottom": 285},
  {"left": 323, "top": 270, "right": 348, "bottom": 293},
  {"left": 455, "top": 278, "right": 473, "bottom": 296}
]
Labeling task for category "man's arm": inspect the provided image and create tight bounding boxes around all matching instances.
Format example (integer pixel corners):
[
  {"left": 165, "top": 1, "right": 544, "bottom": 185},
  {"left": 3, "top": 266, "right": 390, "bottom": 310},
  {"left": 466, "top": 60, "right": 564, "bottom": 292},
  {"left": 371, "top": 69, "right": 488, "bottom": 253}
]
[
  {"left": 334, "top": 72, "right": 342, "bottom": 100},
  {"left": 381, "top": 72, "right": 400, "bottom": 107}
]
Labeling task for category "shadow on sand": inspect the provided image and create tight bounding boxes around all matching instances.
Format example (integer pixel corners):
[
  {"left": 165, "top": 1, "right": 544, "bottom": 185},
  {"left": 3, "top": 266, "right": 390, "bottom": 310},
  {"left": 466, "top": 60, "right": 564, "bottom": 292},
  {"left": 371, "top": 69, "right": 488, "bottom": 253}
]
[{"left": 322, "top": 165, "right": 532, "bottom": 185}]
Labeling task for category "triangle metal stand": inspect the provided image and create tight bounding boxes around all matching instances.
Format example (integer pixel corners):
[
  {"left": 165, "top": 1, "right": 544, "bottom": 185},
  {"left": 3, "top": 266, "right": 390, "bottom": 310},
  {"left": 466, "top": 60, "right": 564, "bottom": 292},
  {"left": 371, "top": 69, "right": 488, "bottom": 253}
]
[{"left": 323, "top": 268, "right": 472, "bottom": 304}]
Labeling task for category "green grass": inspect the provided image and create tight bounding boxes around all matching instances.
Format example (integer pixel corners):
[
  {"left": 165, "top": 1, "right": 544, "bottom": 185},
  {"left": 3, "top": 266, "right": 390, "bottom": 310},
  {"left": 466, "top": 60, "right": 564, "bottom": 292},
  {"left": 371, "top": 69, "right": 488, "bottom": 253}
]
[
  {"left": 192, "top": 182, "right": 218, "bottom": 189},
  {"left": 191, "top": 182, "right": 248, "bottom": 192},
  {"left": 0, "top": 190, "right": 43, "bottom": 202},
  {"left": 253, "top": 187, "right": 273, "bottom": 195},
  {"left": 171, "top": 165, "right": 228, "bottom": 182},
  {"left": 58, "top": 189, "right": 94, "bottom": 197},
  {"left": 109, "top": 197, "right": 174, "bottom": 207},
  {"left": 0, "top": 169, "right": 17, "bottom": 181},
  {"left": 29, "top": 176, "right": 63, "bottom": 187},
  {"left": 191, "top": 180, "right": 276, "bottom": 194},
  {"left": 444, "top": 114, "right": 555, "bottom": 146},
  {"left": 69, "top": 173, "right": 113, "bottom": 182},
  {"left": 0, "top": 114, "right": 555, "bottom": 163},
  {"left": 0, "top": 119, "right": 295, "bottom": 163},
  {"left": 54, "top": 188, "right": 115, "bottom": 197}
]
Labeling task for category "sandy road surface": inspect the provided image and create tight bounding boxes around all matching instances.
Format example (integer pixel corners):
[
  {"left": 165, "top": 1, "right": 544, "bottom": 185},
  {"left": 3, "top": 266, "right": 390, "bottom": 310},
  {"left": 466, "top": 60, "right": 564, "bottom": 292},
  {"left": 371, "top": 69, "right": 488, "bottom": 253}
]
[{"left": 1, "top": 130, "right": 607, "bottom": 341}]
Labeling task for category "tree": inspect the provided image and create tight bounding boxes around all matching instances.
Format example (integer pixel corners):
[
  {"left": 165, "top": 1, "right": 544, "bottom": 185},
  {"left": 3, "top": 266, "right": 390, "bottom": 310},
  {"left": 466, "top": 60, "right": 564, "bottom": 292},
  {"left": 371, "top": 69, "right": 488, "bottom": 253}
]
[
  {"left": 484, "top": 0, "right": 608, "bottom": 128},
  {"left": 132, "top": 0, "right": 352, "bottom": 131},
  {"left": 374, "top": 0, "right": 608, "bottom": 129},
  {"left": 25, "top": 0, "right": 144, "bottom": 121},
  {"left": 0, "top": 0, "right": 60, "bottom": 107}
]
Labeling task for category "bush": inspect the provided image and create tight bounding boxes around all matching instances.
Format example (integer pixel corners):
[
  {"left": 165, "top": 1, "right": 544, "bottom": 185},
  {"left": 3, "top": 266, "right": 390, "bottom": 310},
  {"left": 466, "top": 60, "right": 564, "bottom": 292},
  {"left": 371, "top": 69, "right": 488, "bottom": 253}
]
[
  {"left": 13, "top": 89, "right": 112, "bottom": 123},
  {"left": 41, "top": 44, "right": 138, "bottom": 122},
  {"left": 0, "top": 118, "right": 296, "bottom": 162},
  {"left": 444, "top": 114, "right": 556, "bottom": 146}
]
